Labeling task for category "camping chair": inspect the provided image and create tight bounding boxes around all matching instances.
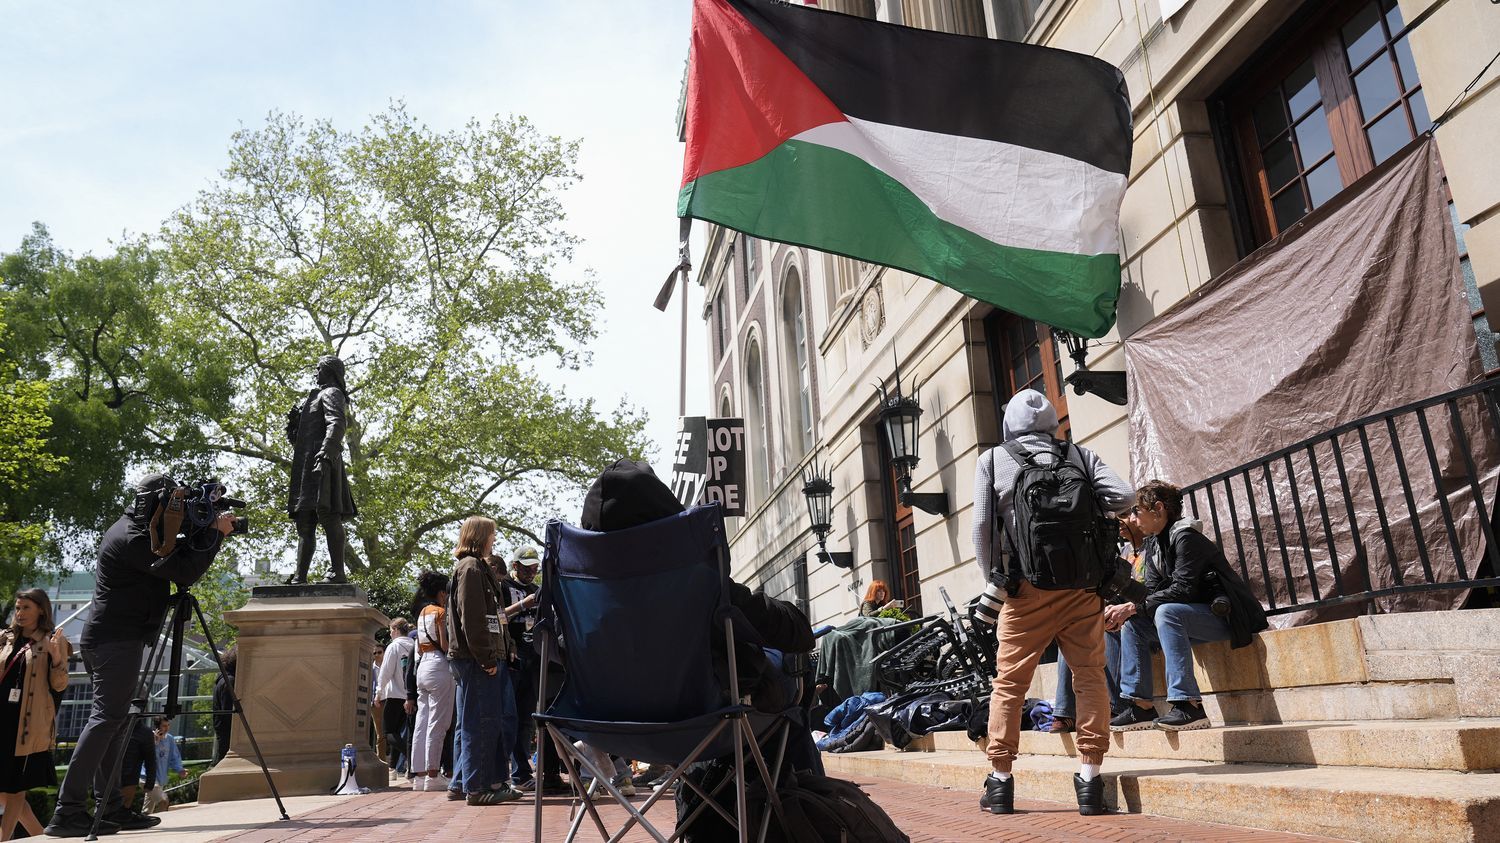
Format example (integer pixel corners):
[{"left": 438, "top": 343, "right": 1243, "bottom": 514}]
[{"left": 532, "top": 503, "right": 798, "bottom": 843}]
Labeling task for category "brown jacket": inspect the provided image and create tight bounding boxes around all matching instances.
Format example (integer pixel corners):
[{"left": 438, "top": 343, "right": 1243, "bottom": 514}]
[
  {"left": 0, "top": 629, "right": 71, "bottom": 756},
  {"left": 446, "top": 556, "right": 513, "bottom": 670}
]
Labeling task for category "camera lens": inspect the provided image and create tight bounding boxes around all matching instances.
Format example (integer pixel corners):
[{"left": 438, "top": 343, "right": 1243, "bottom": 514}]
[{"left": 973, "top": 583, "right": 1005, "bottom": 626}]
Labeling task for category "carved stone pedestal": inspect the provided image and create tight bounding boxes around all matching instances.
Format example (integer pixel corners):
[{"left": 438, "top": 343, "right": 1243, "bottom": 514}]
[{"left": 197, "top": 584, "right": 390, "bottom": 802}]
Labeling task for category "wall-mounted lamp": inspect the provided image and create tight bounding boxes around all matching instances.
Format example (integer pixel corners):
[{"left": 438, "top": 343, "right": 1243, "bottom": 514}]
[
  {"left": 876, "top": 365, "right": 949, "bottom": 517},
  {"left": 1052, "top": 328, "right": 1128, "bottom": 406},
  {"left": 801, "top": 460, "right": 854, "bottom": 568}
]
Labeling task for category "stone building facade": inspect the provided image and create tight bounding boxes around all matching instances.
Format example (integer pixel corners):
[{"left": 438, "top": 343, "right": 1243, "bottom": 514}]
[{"left": 692, "top": 0, "right": 1500, "bottom": 627}]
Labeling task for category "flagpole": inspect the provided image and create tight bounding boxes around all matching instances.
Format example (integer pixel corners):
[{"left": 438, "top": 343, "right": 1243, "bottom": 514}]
[
  {"left": 679, "top": 264, "right": 688, "bottom": 417},
  {"left": 655, "top": 218, "right": 694, "bottom": 417}
]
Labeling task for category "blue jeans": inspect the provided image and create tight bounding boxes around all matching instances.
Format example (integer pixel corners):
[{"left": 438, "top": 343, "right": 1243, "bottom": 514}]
[
  {"left": 1120, "top": 603, "right": 1232, "bottom": 702},
  {"left": 452, "top": 659, "right": 518, "bottom": 794},
  {"left": 449, "top": 662, "right": 464, "bottom": 792},
  {"left": 1053, "top": 630, "right": 1123, "bottom": 719},
  {"left": 507, "top": 664, "right": 530, "bottom": 783}
]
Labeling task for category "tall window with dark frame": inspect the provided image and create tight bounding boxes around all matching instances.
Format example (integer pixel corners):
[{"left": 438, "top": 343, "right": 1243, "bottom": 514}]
[
  {"left": 781, "top": 268, "right": 814, "bottom": 461},
  {"left": 1223, "top": 0, "right": 1495, "bottom": 369},
  {"left": 984, "top": 311, "right": 1071, "bottom": 440},
  {"left": 1228, "top": 0, "right": 1429, "bottom": 241}
]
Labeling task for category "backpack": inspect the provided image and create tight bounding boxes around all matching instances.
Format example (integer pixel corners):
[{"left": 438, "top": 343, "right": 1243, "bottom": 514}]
[
  {"left": 1001, "top": 439, "right": 1116, "bottom": 591},
  {"left": 677, "top": 766, "right": 908, "bottom": 843},
  {"left": 775, "top": 772, "right": 910, "bottom": 843}
]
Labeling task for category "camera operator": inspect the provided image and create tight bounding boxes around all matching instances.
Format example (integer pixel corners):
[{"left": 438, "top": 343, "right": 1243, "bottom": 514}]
[{"left": 44, "top": 474, "right": 234, "bottom": 839}]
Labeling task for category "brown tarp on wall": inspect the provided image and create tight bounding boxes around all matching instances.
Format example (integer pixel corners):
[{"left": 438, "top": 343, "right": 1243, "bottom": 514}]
[{"left": 1123, "top": 139, "right": 1497, "bottom": 623}]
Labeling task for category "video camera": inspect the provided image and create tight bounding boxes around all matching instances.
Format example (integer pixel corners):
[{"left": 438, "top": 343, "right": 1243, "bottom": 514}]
[{"left": 137, "top": 477, "right": 249, "bottom": 558}]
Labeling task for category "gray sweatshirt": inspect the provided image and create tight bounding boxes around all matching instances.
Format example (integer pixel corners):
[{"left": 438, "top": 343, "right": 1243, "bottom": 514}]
[{"left": 971, "top": 389, "right": 1134, "bottom": 585}]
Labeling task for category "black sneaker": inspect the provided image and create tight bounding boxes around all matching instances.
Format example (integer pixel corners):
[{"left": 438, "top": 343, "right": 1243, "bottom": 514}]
[
  {"left": 1156, "top": 701, "right": 1210, "bottom": 731},
  {"left": 978, "top": 772, "right": 1014, "bottom": 815},
  {"left": 102, "top": 808, "right": 162, "bottom": 830},
  {"left": 1110, "top": 704, "right": 1157, "bottom": 732},
  {"left": 467, "top": 786, "right": 521, "bottom": 805},
  {"left": 43, "top": 811, "right": 120, "bottom": 838},
  {"left": 1073, "top": 773, "right": 1106, "bottom": 816}
]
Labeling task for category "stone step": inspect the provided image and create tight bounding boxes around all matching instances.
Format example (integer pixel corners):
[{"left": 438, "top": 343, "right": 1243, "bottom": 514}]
[
  {"left": 1022, "top": 668, "right": 1459, "bottom": 723},
  {"left": 915, "top": 718, "right": 1500, "bottom": 772},
  {"left": 820, "top": 749, "right": 1500, "bottom": 843}
]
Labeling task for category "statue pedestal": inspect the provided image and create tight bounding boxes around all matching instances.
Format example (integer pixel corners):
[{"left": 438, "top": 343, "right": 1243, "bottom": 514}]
[{"left": 198, "top": 584, "right": 390, "bottom": 802}]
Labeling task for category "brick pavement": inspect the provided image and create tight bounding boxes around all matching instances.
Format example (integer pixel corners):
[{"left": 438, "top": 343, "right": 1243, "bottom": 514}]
[{"left": 208, "top": 775, "right": 1347, "bottom": 842}]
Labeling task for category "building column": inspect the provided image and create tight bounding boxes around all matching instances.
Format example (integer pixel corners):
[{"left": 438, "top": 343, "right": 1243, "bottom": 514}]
[{"left": 1403, "top": 0, "right": 1500, "bottom": 328}]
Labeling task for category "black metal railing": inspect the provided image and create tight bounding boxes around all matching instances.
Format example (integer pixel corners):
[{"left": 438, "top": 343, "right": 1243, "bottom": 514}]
[{"left": 1180, "top": 377, "right": 1500, "bottom": 616}]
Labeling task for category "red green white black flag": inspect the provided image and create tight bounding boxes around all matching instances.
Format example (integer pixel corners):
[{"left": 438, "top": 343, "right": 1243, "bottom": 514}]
[{"left": 678, "top": 0, "right": 1132, "bottom": 338}]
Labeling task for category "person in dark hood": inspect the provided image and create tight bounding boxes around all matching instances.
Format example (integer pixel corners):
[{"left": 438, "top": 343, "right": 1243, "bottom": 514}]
[
  {"left": 578, "top": 460, "right": 822, "bottom": 789},
  {"left": 46, "top": 474, "right": 234, "bottom": 837},
  {"left": 579, "top": 460, "right": 816, "bottom": 657},
  {"left": 286, "top": 354, "right": 358, "bottom": 584}
]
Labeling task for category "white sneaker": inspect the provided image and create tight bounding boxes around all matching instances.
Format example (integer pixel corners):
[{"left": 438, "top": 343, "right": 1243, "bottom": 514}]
[{"left": 425, "top": 775, "right": 451, "bottom": 792}]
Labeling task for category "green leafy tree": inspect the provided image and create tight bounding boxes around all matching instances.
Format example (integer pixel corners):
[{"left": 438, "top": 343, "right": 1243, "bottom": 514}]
[
  {"left": 160, "top": 104, "right": 648, "bottom": 582},
  {"left": 0, "top": 316, "right": 66, "bottom": 591},
  {"left": 0, "top": 226, "right": 232, "bottom": 564}
]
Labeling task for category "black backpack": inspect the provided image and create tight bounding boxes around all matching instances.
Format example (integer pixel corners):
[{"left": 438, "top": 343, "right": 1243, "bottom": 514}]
[
  {"left": 678, "top": 767, "right": 908, "bottom": 843},
  {"left": 775, "top": 772, "right": 910, "bottom": 843},
  {"left": 1001, "top": 439, "right": 1116, "bottom": 591}
]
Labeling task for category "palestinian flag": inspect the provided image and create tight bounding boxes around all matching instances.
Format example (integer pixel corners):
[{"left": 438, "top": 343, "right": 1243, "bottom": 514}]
[{"left": 679, "top": 0, "right": 1131, "bottom": 338}]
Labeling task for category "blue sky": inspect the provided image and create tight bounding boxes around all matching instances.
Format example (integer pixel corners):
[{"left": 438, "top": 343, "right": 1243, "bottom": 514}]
[{"left": 0, "top": 0, "right": 710, "bottom": 509}]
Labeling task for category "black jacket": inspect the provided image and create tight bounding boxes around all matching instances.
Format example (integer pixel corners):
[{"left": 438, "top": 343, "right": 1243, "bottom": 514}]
[
  {"left": 1142, "top": 520, "right": 1268, "bottom": 649},
  {"left": 499, "top": 575, "right": 540, "bottom": 663},
  {"left": 1141, "top": 520, "right": 1214, "bottom": 616},
  {"left": 84, "top": 515, "right": 221, "bottom": 648}
]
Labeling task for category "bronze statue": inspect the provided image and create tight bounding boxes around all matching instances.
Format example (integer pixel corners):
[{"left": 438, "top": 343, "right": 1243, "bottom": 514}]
[{"left": 285, "top": 355, "right": 358, "bottom": 584}]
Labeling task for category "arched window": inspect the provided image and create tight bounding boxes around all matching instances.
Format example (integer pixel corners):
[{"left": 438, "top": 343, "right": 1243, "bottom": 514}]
[
  {"left": 780, "top": 267, "right": 813, "bottom": 461},
  {"left": 744, "top": 337, "right": 770, "bottom": 508},
  {"left": 719, "top": 388, "right": 733, "bottom": 420}
]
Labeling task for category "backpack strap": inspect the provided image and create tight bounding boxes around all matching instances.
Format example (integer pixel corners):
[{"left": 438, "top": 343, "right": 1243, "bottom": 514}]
[{"left": 1001, "top": 440, "right": 1033, "bottom": 468}]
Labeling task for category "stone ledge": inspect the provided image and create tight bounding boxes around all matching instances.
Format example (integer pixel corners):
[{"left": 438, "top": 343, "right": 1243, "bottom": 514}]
[
  {"left": 250, "top": 583, "right": 368, "bottom": 600},
  {"left": 820, "top": 749, "right": 1500, "bottom": 843}
]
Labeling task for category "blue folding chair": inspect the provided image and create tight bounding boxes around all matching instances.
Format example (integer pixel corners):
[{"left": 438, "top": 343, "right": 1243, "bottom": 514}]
[{"left": 532, "top": 504, "right": 796, "bottom": 843}]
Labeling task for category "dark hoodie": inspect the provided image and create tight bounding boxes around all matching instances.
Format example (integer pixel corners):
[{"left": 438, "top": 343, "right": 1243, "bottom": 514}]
[
  {"left": 84, "top": 476, "right": 223, "bottom": 648},
  {"left": 580, "top": 460, "right": 815, "bottom": 655}
]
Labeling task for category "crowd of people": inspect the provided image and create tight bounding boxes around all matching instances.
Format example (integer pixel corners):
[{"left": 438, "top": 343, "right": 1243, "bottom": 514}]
[
  {"left": 372, "top": 460, "right": 821, "bottom": 810},
  {"left": 971, "top": 388, "right": 1266, "bottom": 817},
  {"left": 373, "top": 530, "right": 563, "bottom": 805}
]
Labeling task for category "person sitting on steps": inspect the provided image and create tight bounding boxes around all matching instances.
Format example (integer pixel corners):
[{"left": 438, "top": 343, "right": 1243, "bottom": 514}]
[{"left": 1109, "top": 480, "right": 1265, "bottom": 732}]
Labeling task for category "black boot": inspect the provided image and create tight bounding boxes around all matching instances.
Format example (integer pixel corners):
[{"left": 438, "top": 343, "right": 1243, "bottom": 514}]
[
  {"left": 1074, "top": 772, "right": 1105, "bottom": 816},
  {"left": 324, "top": 529, "right": 348, "bottom": 584},
  {"left": 979, "top": 772, "right": 1014, "bottom": 814}
]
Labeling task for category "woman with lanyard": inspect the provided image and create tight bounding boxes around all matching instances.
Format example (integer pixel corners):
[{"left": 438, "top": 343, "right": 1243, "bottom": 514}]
[{"left": 0, "top": 589, "right": 70, "bottom": 841}]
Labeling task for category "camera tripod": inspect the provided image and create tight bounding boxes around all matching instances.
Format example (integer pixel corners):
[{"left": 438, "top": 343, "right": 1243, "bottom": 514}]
[{"left": 86, "top": 588, "right": 288, "bottom": 840}]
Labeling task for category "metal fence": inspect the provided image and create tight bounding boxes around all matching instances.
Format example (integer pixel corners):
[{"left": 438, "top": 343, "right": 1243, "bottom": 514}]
[{"left": 1181, "top": 377, "right": 1500, "bottom": 616}]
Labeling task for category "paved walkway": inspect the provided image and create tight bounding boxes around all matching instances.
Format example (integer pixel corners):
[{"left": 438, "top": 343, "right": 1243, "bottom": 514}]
[{"left": 139, "top": 774, "right": 1349, "bottom": 843}]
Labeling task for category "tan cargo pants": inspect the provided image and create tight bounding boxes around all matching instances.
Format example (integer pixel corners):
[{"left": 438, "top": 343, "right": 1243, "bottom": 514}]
[{"left": 985, "top": 581, "right": 1109, "bottom": 772}]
